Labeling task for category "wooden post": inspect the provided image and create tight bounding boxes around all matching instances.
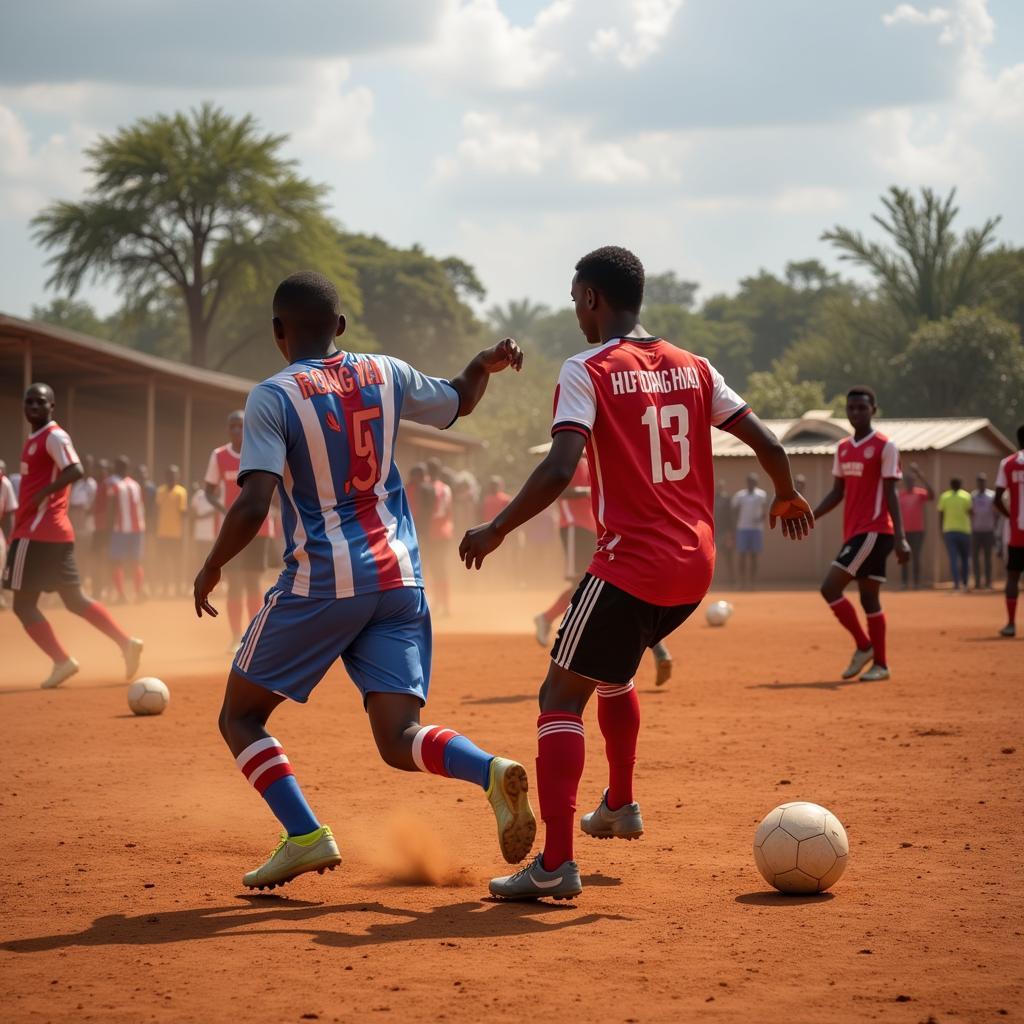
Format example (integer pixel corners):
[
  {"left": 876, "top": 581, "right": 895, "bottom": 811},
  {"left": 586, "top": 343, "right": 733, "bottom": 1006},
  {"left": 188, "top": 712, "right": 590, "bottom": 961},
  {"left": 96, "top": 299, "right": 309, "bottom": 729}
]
[
  {"left": 182, "top": 391, "right": 194, "bottom": 574},
  {"left": 146, "top": 378, "right": 156, "bottom": 472}
]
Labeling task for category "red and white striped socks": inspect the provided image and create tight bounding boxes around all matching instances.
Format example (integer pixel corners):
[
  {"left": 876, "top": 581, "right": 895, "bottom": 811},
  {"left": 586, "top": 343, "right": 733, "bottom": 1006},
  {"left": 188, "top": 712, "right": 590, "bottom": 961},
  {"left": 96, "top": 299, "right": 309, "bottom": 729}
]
[
  {"left": 236, "top": 736, "right": 294, "bottom": 795},
  {"left": 411, "top": 725, "right": 458, "bottom": 777},
  {"left": 235, "top": 735, "right": 320, "bottom": 836},
  {"left": 597, "top": 681, "right": 640, "bottom": 809},
  {"left": 536, "top": 713, "right": 585, "bottom": 871}
]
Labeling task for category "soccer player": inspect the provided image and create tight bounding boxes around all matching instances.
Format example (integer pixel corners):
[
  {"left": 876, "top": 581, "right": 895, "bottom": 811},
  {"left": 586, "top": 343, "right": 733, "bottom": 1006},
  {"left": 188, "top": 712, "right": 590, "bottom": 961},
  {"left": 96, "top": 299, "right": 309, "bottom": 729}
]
[
  {"left": 898, "top": 463, "right": 933, "bottom": 590},
  {"left": 107, "top": 456, "right": 147, "bottom": 603},
  {"left": 994, "top": 424, "right": 1024, "bottom": 637},
  {"left": 205, "top": 411, "right": 276, "bottom": 650},
  {"left": 533, "top": 453, "right": 674, "bottom": 685},
  {"left": 193, "top": 271, "right": 536, "bottom": 890},
  {"left": 155, "top": 465, "right": 188, "bottom": 597},
  {"left": 2, "top": 384, "right": 143, "bottom": 688},
  {"left": 459, "top": 246, "right": 813, "bottom": 900},
  {"left": 0, "top": 459, "right": 17, "bottom": 611},
  {"left": 812, "top": 387, "right": 910, "bottom": 682},
  {"left": 424, "top": 458, "right": 454, "bottom": 616}
]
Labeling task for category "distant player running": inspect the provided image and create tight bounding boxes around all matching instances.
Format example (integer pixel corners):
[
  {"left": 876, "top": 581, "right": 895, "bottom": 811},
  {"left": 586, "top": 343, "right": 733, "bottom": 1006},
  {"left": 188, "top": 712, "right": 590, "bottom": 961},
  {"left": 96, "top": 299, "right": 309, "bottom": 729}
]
[
  {"left": 994, "top": 424, "right": 1024, "bottom": 637},
  {"left": 3, "top": 384, "right": 143, "bottom": 688},
  {"left": 459, "top": 247, "right": 812, "bottom": 900},
  {"left": 193, "top": 272, "right": 536, "bottom": 890},
  {"left": 812, "top": 387, "right": 910, "bottom": 681}
]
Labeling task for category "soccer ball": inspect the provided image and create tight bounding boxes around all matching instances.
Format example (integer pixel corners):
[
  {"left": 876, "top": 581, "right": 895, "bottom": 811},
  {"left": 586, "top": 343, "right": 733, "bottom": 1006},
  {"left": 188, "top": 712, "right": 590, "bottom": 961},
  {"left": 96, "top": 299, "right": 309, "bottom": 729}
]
[
  {"left": 705, "top": 600, "right": 733, "bottom": 627},
  {"left": 753, "top": 801, "right": 848, "bottom": 894},
  {"left": 127, "top": 677, "right": 170, "bottom": 716}
]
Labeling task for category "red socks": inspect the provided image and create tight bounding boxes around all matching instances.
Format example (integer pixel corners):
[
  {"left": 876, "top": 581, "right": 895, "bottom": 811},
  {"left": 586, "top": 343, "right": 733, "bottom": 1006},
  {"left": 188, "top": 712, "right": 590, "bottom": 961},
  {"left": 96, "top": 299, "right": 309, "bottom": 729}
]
[
  {"left": 247, "top": 593, "right": 262, "bottom": 620},
  {"left": 227, "top": 597, "right": 243, "bottom": 639},
  {"left": 543, "top": 588, "right": 573, "bottom": 625},
  {"left": 828, "top": 597, "right": 871, "bottom": 651},
  {"left": 597, "top": 682, "right": 640, "bottom": 809},
  {"left": 866, "top": 611, "right": 887, "bottom": 668},
  {"left": 25, "top": 619, "right": 69, "bottom": 663},
  {"left": 79, "top": 601, "right": 130, "bottom": 647},
  {"left": 536, "top": 713, "right": 585, "bottom": 871},
  {"left": 1008, "top": 597, "right": 1018, "bottom": 626}
]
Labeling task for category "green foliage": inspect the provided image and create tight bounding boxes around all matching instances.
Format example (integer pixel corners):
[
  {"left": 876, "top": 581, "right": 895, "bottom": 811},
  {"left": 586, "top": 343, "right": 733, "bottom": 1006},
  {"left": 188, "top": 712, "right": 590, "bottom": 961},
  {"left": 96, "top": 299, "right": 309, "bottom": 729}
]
[
  {"left": 822, "top": 187, "right": 1006, "bottom": 326},
  {"left": 528, "top": 308, "right": 585, "bottom": 362},
  {"left": 644, "top": 270, "right": 698, "bottom": 310},
  {"left": 30, "top": 298, "right": 109, "bottom": 338},
  {"left": 32, "top": 103, "right": 331, "bottom": 367},
  {"left": 743, "top": 362, "right": 828, "bottom": 418},
  {"left": 644, "top": 304, "right": 754, "bottom": 384},
  {"left": 893, "top": 308, "right": 1024, "bottom": 430},
  {"left": 486, "top": 298, "right": 551, "bottom": 341},
  {"left": 978, "top": 246, "right": 1024, "bottom": 337}
]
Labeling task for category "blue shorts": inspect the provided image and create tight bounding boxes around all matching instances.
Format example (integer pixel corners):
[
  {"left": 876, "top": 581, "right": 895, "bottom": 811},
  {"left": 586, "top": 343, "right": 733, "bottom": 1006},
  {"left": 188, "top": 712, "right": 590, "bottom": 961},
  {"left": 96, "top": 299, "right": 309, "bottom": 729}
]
[
  {"left": 736, "top": 528, "right": 764, "bottom": 554},
  {"left": 109, "top": 532, "right": 144, "bottom": 562},
  {"left": 232, "top": 585, "right": 432, "bottom": 706}
]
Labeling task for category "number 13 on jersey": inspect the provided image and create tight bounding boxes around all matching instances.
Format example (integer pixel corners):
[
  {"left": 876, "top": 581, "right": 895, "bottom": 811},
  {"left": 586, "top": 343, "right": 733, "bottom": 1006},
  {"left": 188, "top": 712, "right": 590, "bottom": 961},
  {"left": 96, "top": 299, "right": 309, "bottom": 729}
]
[{"left": 641, "top": 403, "right": 690, "bottom": 483}]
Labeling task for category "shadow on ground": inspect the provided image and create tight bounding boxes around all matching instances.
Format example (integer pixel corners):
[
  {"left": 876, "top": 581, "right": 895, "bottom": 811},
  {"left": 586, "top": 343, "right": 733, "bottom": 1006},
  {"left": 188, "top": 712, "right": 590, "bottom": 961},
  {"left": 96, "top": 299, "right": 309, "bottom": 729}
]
[
  {"left": 3, "top": 895, "right": 630, "bottom": 953},
  {"left": 734, "top": 891, "right": 836, "bottom": 906}
]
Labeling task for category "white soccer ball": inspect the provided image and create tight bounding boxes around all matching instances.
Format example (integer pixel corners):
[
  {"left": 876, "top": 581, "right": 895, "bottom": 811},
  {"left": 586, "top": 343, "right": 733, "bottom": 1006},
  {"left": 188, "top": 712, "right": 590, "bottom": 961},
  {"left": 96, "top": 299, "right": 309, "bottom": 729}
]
[
  {"left": 705, "top": 600, "right": 733, "bottom": 627},
  {"left": 127, "top": 677, "right": 170, "bottom": 717},
  {"left": 753, "top": 801, "right": 849, "bottom": 894}
]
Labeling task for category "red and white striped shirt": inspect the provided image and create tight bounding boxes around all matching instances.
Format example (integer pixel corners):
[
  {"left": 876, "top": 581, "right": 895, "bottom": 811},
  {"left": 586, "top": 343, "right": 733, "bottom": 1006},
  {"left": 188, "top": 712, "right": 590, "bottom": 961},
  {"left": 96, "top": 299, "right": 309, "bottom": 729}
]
[
  {"left": 107, "top": 475, "right": 146, "bottom": 534},
  {"left": 832, "top": 431, "right": 901, "bottom": 541},
  {"left": 995, "top": 450, "right": 1024, "bottom": 547},
  {"left": 205, "top": 443, "right": 275, "bottom": 538},
  {"left": 12, "top": 422, "right": 79, "bottom": 543}
]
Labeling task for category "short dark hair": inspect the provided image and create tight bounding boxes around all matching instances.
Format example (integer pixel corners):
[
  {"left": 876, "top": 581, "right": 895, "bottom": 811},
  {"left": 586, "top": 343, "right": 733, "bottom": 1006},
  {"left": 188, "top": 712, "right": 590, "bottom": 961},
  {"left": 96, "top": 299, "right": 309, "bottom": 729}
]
[
  {"left": 273, "top": 271, "right": 340, "bottom": 327},
  {"left": 847, "top": 385, "right": 876, "bottom": 405},
  {"left": 575, "top": 246, "right": 645, "bottom": 312},
  {"left": 1017, "top": 424, "right": 1024, "bottom": 448},
  {"left": 951, "top": 477, "right": 963, "bottom": 490}
]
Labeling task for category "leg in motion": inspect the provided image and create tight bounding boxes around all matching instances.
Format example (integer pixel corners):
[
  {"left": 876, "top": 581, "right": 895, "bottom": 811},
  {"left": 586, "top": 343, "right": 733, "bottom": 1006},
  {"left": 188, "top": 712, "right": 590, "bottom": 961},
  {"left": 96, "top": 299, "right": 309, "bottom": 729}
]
[
  {"left": 61, "top": 586, "right": 142, "bottom": 680},
  {"left": 13, "top": 589, "right": 79, "bottom": 689},
  {"left": 821, "top": 565, "right": 872, "bottom": 679}
]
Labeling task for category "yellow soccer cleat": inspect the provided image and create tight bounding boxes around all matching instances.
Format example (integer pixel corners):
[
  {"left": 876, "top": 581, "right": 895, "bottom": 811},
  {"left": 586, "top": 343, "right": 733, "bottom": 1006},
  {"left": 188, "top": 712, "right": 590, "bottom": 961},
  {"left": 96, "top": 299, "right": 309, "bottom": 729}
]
[
  {"left": 486, "top": 757, "right": 537, "bottom": 864},
  {"left": 243, "top": 825, "right": 342, "bottom": 891}
]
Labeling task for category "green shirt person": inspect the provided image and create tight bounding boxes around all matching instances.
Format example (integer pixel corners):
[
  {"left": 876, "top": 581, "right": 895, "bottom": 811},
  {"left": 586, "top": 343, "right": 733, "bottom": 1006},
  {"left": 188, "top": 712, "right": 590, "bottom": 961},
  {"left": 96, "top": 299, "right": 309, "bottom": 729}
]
[{"left": 938, "top": 478, "right": 973, "bottom": 590}]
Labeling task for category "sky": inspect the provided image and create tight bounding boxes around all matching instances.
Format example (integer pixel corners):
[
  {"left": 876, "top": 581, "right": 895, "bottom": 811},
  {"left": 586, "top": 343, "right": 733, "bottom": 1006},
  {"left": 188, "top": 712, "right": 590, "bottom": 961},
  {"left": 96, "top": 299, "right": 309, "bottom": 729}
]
[{"left": 1, "top": 0, "right": 1023, "bottom": 320}]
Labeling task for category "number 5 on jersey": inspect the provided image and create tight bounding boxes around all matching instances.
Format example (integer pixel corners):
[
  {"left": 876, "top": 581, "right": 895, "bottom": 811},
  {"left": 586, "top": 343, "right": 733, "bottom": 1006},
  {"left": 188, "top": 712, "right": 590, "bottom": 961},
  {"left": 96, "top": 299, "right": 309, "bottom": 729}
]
[
  {"left": 641, "top": 403, "right": 690, "bottom": 484},
  {"left": 343, "top": 407, "right": 382, "bottom": 494}
]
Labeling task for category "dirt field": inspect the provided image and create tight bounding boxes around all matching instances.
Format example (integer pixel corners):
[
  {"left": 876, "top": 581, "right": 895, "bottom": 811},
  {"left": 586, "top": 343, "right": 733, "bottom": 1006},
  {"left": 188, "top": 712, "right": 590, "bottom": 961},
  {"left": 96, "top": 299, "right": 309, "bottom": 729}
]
[{"left": 2, "top": 587, "right": 1021, "bottom": 1024}]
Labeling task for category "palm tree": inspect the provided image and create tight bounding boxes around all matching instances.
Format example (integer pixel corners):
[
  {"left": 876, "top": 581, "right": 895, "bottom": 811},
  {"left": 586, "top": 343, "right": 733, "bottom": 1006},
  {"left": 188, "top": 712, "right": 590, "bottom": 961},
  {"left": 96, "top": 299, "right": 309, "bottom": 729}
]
[{"left": 486, "top": 298, "right": 551, "bottom": 340}]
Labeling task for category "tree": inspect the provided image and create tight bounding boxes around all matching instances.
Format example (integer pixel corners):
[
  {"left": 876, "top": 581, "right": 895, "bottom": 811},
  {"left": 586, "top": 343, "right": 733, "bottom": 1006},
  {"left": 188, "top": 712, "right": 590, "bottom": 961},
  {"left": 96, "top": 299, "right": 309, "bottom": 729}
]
[
  {"left": 893, "top": 308, "right": 1024, "bottom": 430},
  {"left": 30, "top": 298, "right": 109, "bottom": 338},
  {"left": 643, "top": 305, "right": 754, "bottom": 384},
  {"left": 743, "top": 362, "right": 828, "bottom": 418},
  {"left": 32, "top": 104, "right": 331, "bottom": 367},
  {"left": 643, "top": 270, "right": 698, "bottom": 310},
  {"left": 822, "top": 186, "right": 1006, "bottom": 326},
  {"left": 486, "top": 298, "right": 551, "bottom": 341},
  {"left": 441, "top": 256, "right": 486, "bottom": 303}
]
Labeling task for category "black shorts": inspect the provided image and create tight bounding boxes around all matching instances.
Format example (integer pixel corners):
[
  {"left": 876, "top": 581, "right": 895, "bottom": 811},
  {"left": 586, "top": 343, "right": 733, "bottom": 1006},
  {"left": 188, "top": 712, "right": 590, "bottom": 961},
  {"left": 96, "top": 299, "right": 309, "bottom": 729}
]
[
  {"left": 2, "top": 539, "right": 80, "bottom": 593},
  {"left": 560, "top": 526, "right": 597, "bottom": 581},
  {"left": 549, "top": 573, "right": 698, "bottom": 685},
  {"left": 833, "top": 532, "right": 894, "bottom": 582},
  {"left": 226, "top": 536, "right": 268, "bottom": 576},
  {"left": 1008, "top": 545, "right": 1024, "bottom": 573}
]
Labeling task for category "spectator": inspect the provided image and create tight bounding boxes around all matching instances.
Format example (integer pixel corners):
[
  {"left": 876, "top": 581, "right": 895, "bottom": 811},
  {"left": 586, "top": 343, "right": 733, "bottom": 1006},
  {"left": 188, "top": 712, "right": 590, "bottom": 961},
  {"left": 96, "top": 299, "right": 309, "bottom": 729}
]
[
  {"left": 155, "top": 464, "right": 188, "bottom": 597},
  {"left": 898, "top": 463, "right": 934, "bottom": 589},
  {"left": 731, "top": 473, "right": 767, "bottom": 589},
  {"left": 482, "top": 475, "right": 512, "bottom": 522},
  {"left": 426, "top": 457, "right": 454, "bottom": 615},
  {"left": 713, "top": 479, "right": 735, "bottom": 584},
  {"left": 452, "top": 470, "right": 481, "bottom": 539},
  {"left": 107, "top": 455, "right": 147, "bottom": 603},
  {"left": 971, "top": 472, "right": 997, "bottom": 590},
  {"left": 190, "top": 480, "right": 217, "bottom": 549},
  {"left": 938, "top": 477, "right": 973, "bottom": 591},
  {"left": 137, "top": 464, "right": 158, "bottom": 529},
  {"left": 91, "top": 458, "right": 114, "bottom": 599}
]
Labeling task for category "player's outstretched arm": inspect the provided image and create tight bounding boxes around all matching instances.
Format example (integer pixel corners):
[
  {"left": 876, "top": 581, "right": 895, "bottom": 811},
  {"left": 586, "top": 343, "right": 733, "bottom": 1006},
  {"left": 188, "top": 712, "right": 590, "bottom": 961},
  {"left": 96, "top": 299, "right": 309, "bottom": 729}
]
[
  {"left": 448, "top": 338, "right": 524, "bottom": 418},
  {"left": 193, "top": 472, "right": 277, "bottom": 617},
  {"left": 460, "top": 430, "right": 586, "bottom": 569},
  {"left": 725, "top": 412, "right": 813, "bottom": 539}
]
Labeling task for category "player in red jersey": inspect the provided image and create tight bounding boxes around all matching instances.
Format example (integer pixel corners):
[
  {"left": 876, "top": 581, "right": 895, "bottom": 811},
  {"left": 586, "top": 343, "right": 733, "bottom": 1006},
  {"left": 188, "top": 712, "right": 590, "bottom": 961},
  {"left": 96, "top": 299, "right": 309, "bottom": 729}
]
[
  {"left": 533, "top": 454, "right": 675, "bottom": 684},
  {"left": 205, "top": 411, "right": 276, "bottom": 650},
  {"left": 811, "top": 387, "right": 910, "bottom": 682},
  {"left": 459, "top": 247, "right": 813, "bottom": 899},
  {"left": 994, "top": 424, "right": 1024, "bottom": 637},
  {"left": 106, "top": 455, "right": 147, "bottom": 603},
  {"left": 2, "top": 384, "right": 144, "bottom": 688}
]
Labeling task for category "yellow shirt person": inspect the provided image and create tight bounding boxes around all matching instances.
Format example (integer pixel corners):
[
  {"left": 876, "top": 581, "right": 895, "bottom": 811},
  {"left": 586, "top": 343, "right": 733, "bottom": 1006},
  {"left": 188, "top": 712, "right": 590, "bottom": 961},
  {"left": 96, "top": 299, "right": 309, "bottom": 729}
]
[{"left": 156, "top": 482, "right": 188, "bottom": 539}]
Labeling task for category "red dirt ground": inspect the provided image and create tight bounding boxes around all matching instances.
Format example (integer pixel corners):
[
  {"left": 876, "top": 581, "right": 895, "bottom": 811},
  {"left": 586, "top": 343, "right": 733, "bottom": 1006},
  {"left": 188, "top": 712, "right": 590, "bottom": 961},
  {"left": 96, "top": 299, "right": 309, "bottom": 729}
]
[{"left": 2, "top": 588, "right": 1021, "bottom": 1023}]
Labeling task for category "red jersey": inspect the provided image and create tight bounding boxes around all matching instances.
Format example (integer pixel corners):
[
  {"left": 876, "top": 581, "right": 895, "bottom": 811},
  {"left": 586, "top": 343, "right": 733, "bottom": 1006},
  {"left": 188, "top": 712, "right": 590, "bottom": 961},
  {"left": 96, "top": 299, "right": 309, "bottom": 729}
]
[
  {"left": 107, "top": 476, "right": 146, "bottom": 534},
  {"left": 995, "top": 450, "right": 1024, "bottom": 547},
  {"left": 482, "top": 491, "right": 511, "bottom": 522},
  {"left": 898, "top": 486, "right": 930, "bottom": 533},
  {"left": 205, "top": 443, "right": 275, "bottom": 538},
  {"left": 559, "top": 459, "right": 597, "bottom": 533},
  {"left": 832, "top": 431, "right": 901, "bottom": 541},
  {"left": 552, "top": 337, "right": 748, "bottom": 606},
  {"left": 12, "top": 422, "right": 80, "bottom": 543},
  {"left": 429, "top": 479, "right": 454, "bottom": 542}
]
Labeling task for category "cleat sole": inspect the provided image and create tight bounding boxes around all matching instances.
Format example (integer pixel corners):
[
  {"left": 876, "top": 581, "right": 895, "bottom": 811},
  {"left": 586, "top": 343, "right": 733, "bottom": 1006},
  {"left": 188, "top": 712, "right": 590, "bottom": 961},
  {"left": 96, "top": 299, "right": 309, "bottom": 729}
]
[
  {"left": 496, "top": 763, "right": 537, "bottom": 864},
  {"left": 243, "top": 853, "right": 342, "bottom": 891}
]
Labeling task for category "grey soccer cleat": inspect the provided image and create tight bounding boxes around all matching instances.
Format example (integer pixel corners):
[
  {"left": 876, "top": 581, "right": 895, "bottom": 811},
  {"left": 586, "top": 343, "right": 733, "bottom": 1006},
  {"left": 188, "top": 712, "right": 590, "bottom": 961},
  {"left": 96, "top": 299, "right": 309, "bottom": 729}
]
[
  {"left": 652, "top": 642, "right": 673, "bottom": 686},
  {"left": 1000, "top": 623, "right": 1016, "bottom": 638},
  {"left": 841, "top": 646, "right": 873, "bottom": 680},
  {"left": 489, "top": 853, "right": 582, "bottom": 901},
  {"left": 860, "top": 664, "right": 890, "bottom": 682},
  {"left": 580, "top": 789, "right": 644, "bottom": 840},
  {"left": 40, "top": 657, "right": 80, "bottom": 690}
]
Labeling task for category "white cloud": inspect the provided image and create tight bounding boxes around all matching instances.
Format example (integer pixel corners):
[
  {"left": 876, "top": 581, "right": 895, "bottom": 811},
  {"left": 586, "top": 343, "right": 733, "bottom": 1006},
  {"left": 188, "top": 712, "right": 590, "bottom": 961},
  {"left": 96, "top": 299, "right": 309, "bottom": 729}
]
[
  {"left": 435, "top": 111, "right": 546, "bottom": 179},
  {"left": 588, "top": 0, "right": 684, "bottom": 69},
  {"left": 290, "top": 62, "right": 375, "bottom": 164},
  {"left": 882, "top": 4, "right": 952, "bottom": 28}
]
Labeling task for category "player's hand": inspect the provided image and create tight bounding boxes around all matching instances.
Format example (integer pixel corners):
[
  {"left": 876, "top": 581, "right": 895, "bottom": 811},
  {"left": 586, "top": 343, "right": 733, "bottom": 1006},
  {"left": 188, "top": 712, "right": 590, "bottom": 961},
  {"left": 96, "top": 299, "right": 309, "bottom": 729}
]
[
  {"left": 895, "top": 536, "right": 911, "bottom": 565},
  {"left": 459, "top": 522, "right": 505, "bottom": 570},
  {"left": 22, "top": 488, "right": 45, "bottom": 510},
  {"left": 769, "top": 492, "right": 814, "bottom": 540},
  {"left": 193, "top": 562, "right": 221, "bottom": 618},
  {"left": 480, "top": 338, "right": 524, "bottom": 374}
]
